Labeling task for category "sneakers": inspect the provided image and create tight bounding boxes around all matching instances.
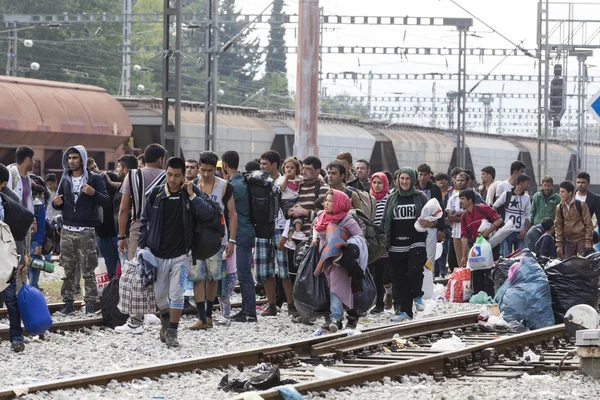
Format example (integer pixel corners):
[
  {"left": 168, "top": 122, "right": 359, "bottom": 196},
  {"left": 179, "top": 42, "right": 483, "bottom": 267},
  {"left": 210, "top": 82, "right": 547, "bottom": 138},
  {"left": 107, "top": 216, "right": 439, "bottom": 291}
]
[
  {"left": 328, "top": 319, "right": 342, "bottom": 333},
  {"left": 284, "top": 240, "right": 297, "bottom": 251},
  {"left": 115, "top": 322, "right": 144, "bottom": 335},
  {"left": 346, "top": 316, "right": 358, "bottom": 330},
  {"left": 370, "top": 306, "right": 384, "bottom": 314},
  {"left": 231, "top": 311, "right": 248, "bottom": 322},
  {"left": 287, "top": 303, "right": 300, "bottom": 317},
  {"left": 85, "top": 304, "right": 96, "bottom": 315},
  {"left": 292, "top": 231, "right": 308, "bottom": 241},
  {"left": 58, "top": 303, "right": 75, "bottom": 315},
  {"left": 215, "top": 316, "right": 231, "bottom": 326},
  {"left": 261, "top": 304, "right": 278, "bottom": 317},
  {"left": 414, "top": 297, "right": 425, "bottom": 312},
  {"left": 391, "top": 311, "right": 413, "bottom": 323},
  {"left": 246, "top": 314, "right": 258, "bottom": 323},
  {"left": 160, "top": 318, "right": 169, "bottom": 343},
  {"left": 383, "top": 293, "right": 393, "bottom": 310},
  {"left": 190, "top": 320, "right": 208, "bottom": 331},
  {"left": 10, "top": 337, "right": 25, "bottom": 353},
  {"left": 165, "top": 328, "right": 179, "bottom": 348}
]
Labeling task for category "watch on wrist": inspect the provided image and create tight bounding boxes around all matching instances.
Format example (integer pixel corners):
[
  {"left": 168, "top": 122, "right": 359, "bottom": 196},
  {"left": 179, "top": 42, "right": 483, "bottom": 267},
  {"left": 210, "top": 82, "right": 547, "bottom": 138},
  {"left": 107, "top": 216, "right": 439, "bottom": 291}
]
[{"left": 228, "top": 239, "right": 236, "bottom": 244}]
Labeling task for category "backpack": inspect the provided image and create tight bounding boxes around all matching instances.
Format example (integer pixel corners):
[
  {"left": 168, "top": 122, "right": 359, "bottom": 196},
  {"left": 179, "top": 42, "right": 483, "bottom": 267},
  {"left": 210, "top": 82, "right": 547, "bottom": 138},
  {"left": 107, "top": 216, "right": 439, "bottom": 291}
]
[
  {"left": 100, "top": 278, "right": 129, "bottom": 329},
  {"left": 0, "top": 221, "right": 19, "bottom": 292},
  {"left": 349, "top": 209, "right": 387, "bottom": 264},
  {"left": 191, "top": 196, "right": 226, "bottom": 262},
  {"left": 245, "top": 170, "right": 279, "bottom": 239},
  {"left": 0, "top": 191, "right": 34, "bottom": 241},
  {"left": 345, "top": 187, "right": 377, "bottom": 222}
]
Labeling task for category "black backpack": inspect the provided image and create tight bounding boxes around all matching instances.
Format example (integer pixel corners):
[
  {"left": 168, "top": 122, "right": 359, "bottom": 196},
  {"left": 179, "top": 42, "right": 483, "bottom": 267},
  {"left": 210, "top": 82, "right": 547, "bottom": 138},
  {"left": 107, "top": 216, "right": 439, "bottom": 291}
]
[
  {"left": 0, "top": 192, "right": 34, "bottom": 241},
  {"left": 191, "top": 197, "right": 226, "bottom": 262},
  {"left": 245, "top": 170, "right": 279, "bottom": 239},
  {"left": 100, "top": 278, "right": 129, "bottom": 328},
  {"left": 41, "top": 220, "right": 56, "bottom": 255},
  {"left": 560, "top": 199, "right": 583, "bottom": 219}
]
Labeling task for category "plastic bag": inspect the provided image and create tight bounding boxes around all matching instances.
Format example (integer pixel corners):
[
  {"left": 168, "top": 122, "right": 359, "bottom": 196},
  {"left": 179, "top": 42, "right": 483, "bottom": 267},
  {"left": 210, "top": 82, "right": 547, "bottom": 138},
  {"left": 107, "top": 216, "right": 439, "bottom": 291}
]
[
  {"left": 422, "top": 266, "right": 434, "bottom": 299},
  {"left": 414, "top": 198, "right": 443, "bottom": 232},
  {"left": 353, "top": 267, "right": 376, "bottom": 314},
  {"left": 430, "top": 334, "right": 465, "bottom": 351},
  {"left": 444, "top": 268, "right": 472, "bottom": 303},
  {"left": 0, "top": 221, "right": 18, "bottom": 292},
  {"left": 293, "top": 244, "right": 330, "bottom": 319},
  {"left": 218, "top": 364, "right": 283, "bottom": 393},
  {"left": 469, "top": 291, "right": 494, "bottom": 304},
  {"left": 95, "top": 260, "right": 110, "bottom": 296},
  {"left": 494, "top": 256, "right": 554, "bottom": 329},
  {"left": 17, "top": 284, "right": 52, "bottom": 335},
  {"left": 544, "top": 253, "right": 600, "bottom": 323},
  {"left": 468, "top": 234, "right": 494, "bottom": 270},
  {"left": 488, "top": 219, "right": 517, "bottom": 249},
  {"left": 492, "top": 250, "right": 535, "bottom": 292}
]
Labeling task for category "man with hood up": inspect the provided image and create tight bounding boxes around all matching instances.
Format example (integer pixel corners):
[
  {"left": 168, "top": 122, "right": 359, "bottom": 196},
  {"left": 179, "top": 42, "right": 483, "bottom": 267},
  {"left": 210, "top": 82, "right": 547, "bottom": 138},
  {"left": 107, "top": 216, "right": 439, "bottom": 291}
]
[{"left": 52, "top": 146, "right": 110, "bottom": 315}]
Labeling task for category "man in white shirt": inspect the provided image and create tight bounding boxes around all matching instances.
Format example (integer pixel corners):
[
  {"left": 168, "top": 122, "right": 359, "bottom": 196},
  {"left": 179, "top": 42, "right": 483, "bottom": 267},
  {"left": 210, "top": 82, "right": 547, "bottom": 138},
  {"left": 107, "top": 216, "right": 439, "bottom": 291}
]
[
  {"left": 496, "top": 160, "right": 526, "bottom": 199},
  {"left": 494, "top": 174, "right": 531, "bottom": 256}
]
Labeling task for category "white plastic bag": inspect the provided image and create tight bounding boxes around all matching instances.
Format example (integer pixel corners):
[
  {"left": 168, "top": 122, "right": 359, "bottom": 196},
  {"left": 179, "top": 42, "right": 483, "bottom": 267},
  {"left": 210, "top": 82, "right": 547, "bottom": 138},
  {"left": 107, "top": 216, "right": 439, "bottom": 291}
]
[
  {"left": 422, "top": 266, "right": 434, "bottom": 299},
  {"left": 468, "top": 236, "right": 494, "bottom": 270},
  {"left": 314, "top": 365, "right": 347, "bottom": 379},
  {"left": 414, "top": 198, "right": 443, "bottom": 232},
  {"left": 489, "top": 219, "right": 517, "bottom": 249},
  {"left": 94, "top": 259, "right": 109, "bottom": 296},
  {"left": 430, "top": 334, "right": 466, "bottom": 351}
]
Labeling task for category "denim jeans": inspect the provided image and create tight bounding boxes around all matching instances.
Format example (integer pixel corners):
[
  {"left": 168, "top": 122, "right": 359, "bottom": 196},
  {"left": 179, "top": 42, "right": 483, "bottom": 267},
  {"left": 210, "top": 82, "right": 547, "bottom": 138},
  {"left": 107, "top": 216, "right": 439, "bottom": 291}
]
[
  {"left": 435, "top": 239, "right": 448, "bottom": 277},
  {"left": 2, "top": 280, "right": 23, "bottom": 341},
  {"left": 97, "top": 236, "right": 119, "bottom": 279},
  {"left": 236, "top": 235, "right": 256, "bottom": 316},
  {"left": 501, "top": 232, "right": 525, "bottom": 257},
  {"left": 330, "top": 291, "right": 343, "bottom": 321},
  {"left": 28, "top": 249, "right": 42, "bottom": 289}
]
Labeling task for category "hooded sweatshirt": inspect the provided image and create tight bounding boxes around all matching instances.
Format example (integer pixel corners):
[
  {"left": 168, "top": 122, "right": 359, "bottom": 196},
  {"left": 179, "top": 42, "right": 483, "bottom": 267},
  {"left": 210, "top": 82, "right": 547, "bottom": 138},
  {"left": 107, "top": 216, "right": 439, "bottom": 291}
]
[
  {"left": 53, "top": 145, "right": 110, "bottom": 228},
  {"left": 530, "top": 188, "right": 561, "bottom": 225}
]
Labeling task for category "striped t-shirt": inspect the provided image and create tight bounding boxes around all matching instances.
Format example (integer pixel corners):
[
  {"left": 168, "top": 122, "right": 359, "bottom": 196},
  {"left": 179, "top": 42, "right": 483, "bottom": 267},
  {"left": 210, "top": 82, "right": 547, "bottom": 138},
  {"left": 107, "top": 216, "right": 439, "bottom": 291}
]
[
  {"left": 374, "top": 192, "right": 389, "bottom": 258},
  {"left": 296, "top": 181, "right": 330, "bottom": 234}
]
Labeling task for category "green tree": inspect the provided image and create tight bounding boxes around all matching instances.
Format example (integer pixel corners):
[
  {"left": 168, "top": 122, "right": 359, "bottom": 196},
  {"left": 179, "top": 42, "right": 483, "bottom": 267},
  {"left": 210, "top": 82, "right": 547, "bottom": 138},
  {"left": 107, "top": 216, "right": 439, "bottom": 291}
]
[{"left": 320, "top": 93, "right": 369, "bottom": 119}]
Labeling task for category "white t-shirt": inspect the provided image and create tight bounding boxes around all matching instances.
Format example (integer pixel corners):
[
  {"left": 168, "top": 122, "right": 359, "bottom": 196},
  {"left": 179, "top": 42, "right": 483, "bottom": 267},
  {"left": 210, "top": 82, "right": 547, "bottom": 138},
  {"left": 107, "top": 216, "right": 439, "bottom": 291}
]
[
  {"left": 493, "top": 190, "right": 531, "bottom": 232},
  {"left": 446, "top": 193, "right": 462, "bottom": 239},
  {"left": 63, "top": 176, "right": 86, "bottom": 232},
  {"left": 576, "top": 193, "right": 587, "bottom": 202},
  {"left": 276, "top": 175, "right": 303, "bottom": 200},
  {"left": 496, "top": 180, "right": 514, "bottom": 198}
]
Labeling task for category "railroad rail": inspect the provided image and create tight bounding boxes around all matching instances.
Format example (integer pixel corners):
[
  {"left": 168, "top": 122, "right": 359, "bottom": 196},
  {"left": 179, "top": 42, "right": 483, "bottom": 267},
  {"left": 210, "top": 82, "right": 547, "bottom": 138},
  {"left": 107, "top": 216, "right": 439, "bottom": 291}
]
[
  {"left": 0, "top": 311, "right": 480, "bottom": 398},
  {"left": 0, "top": 300, "right": 268, "bottom": 340}
]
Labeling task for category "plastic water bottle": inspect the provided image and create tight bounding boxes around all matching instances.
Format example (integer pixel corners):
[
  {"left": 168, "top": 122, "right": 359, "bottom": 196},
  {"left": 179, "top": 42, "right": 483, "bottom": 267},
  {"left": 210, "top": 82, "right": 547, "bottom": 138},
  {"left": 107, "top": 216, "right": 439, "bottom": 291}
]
[{"left": 312, "top": 329, "right": 323, "bottom": 337}]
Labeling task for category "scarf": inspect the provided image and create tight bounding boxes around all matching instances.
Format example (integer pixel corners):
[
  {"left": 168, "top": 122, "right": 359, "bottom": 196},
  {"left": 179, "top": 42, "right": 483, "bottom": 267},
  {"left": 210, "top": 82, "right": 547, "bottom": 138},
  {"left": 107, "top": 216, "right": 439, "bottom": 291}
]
[
  {"left": 370, "top": 172, "right": 389, "bottom": 201},
  {"left": 396, "top": 167, "right": 419, "bottom": 197},
  {"left": 313, "top": 189, "right": 351, "bottom": 232}
]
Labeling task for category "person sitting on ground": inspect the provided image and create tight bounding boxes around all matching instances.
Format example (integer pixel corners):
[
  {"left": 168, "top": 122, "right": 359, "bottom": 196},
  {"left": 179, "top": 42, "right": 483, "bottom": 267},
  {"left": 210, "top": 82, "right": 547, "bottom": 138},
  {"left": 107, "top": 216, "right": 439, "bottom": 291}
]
[
  {"left": 312, "top": 189, "right": 365, "bottom": 332},
  {"left": 535, "top": 217, "right": 557, "bottom": 259}
]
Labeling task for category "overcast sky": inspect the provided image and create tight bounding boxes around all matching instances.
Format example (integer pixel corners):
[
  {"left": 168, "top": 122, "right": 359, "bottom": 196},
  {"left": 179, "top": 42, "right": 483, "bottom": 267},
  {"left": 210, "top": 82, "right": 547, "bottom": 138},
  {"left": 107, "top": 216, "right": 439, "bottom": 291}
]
[{"left": 235, "top": 0, "right": 600, "bottom": 135}]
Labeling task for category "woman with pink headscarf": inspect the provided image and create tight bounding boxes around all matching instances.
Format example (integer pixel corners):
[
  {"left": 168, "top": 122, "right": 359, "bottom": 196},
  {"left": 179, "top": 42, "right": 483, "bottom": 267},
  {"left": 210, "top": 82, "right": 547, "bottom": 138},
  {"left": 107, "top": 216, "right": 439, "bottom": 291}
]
[
  {"left": 312, "top": 189, "right": 364, "bottom": 332},
  {"left": 369, "top": 172, "right": 392, "bottom": 313}
]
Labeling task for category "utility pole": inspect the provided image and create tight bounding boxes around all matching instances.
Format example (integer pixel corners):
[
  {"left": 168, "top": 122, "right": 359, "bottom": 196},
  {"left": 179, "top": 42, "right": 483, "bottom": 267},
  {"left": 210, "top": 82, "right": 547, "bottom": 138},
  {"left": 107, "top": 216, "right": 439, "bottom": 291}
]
[
  {"left": 161, "top": 0, "right": 183, "bottom": 158},
  {"left": 295, "top": 0, "right": 320, "bottom": 159},
  {"left": 573, "top": 51, "right": 592, "bottom": 171},
  {"left": 366, "top": 70, "right": 373, "bottom": 120},
  {"left": 5, "top": 22, "right": 17, "bottom": 77},
  {"left": 318, "top": 6, "right": 324, "bottom": 114},
  {"left": 456, "top": 24, "right": 469, "bottom": 168},
  {"left": 447, "top": 91, "right": 458, "bottom": 130},
  {"left": 431, "top": 82, "right": 437, "bottom": 128},
  {"left": 479, "top": 94, "right": 493, "bottom": 134},
  {"left": 204, "top": 0, "right": 219, "bottom": 152},
  {"left": 498, "top": 84, "right": 504, "bottom": 133},
  {"left": 119, "top": 0, "right": 132, "bottom": 97}
]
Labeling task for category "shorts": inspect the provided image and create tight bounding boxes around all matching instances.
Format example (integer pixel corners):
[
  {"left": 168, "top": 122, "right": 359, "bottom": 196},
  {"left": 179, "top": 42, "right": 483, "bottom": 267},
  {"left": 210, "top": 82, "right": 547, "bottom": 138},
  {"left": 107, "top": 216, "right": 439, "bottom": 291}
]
[
  {"left": 254, "top": 229, "right": 289, "bottom": 283},
  {"left": 188, "top": 245, "right": 225, "bottom": 282}
]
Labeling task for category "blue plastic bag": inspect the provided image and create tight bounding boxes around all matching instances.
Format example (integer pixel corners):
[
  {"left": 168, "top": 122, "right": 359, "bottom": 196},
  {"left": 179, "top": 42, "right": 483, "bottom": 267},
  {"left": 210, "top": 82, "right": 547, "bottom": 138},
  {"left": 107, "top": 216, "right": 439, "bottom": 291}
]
[
  {"left": 494, "top": 257, "right": 554, "bottom": 329},
  {"left": 18, "top": 284, "right": 53, "bottom": 335}
]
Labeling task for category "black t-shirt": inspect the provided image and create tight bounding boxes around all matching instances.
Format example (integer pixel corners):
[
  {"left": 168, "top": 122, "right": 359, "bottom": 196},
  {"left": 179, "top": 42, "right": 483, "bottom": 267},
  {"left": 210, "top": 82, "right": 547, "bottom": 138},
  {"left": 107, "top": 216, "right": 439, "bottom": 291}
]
[
  {"left": 156, "top": 190, "right": 186, "bottom": 259},
  {"left": 390, "top": 194, "right": 427, "bottom": 253},
  {"left": 97, "top": 172, "right": 121, "bottom": 238},
  {"left": 223, "top": 182, "right": 234, "bottom": 227}
]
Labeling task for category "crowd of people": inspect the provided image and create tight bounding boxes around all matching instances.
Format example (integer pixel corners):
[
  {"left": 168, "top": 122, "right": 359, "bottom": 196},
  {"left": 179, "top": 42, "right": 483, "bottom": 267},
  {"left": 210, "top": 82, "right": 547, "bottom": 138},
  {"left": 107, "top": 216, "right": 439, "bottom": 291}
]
[{"left": 1, "top": 144, "right": 598, "bottom": 351}]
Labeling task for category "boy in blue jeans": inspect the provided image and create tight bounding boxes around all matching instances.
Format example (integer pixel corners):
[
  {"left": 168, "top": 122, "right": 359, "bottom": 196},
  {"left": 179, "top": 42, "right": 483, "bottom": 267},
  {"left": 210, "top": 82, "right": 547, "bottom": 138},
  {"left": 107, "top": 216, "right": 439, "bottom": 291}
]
[{"left": 28, "top": 184, "right": 46, "bottom": 289}]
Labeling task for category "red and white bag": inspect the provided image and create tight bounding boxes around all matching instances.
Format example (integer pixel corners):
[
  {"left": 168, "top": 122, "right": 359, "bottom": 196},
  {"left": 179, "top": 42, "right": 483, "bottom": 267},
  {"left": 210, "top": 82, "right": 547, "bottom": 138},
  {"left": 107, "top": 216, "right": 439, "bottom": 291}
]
[
  {"left": 444, "top": 268, "right": 472, "bottom": 303},
  {"left": 95, "top": 260, "right": 110, "bottom": 296}
]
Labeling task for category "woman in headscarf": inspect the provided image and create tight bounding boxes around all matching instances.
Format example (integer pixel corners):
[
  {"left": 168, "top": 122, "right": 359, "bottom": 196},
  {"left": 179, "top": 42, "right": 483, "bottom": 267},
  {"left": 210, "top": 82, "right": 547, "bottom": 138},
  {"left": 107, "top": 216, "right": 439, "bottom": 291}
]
[
  {"left": 369, "top": 172, "right": 392, "bottom": 313},
  {"left": 382, "top": 168, "right": 434, "bottom": 322},
  {"left": 312, "top": 189, "right": 365, "bottom": 332}
]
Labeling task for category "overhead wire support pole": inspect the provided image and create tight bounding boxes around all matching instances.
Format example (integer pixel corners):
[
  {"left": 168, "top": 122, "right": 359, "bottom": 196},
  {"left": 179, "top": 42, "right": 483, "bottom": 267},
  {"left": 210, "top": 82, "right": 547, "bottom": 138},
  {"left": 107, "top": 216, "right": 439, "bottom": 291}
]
[
  {"left": 5, "top": 22, "right": 18, "bottom": 76},
  {"left": 204, "top": 0, "right": 218, "bottom": 152},
  {"left": 456, "top": 21, "right": 471, "bottom": 169},
  {"left": 161, "top": 0, "right": 183, "bottom": 158},
  {"left": 119, "top": 0, "right": 132, "bottom": 97},
  {"left": 537, "top": 0, "right": 550, "bottom": 182}
]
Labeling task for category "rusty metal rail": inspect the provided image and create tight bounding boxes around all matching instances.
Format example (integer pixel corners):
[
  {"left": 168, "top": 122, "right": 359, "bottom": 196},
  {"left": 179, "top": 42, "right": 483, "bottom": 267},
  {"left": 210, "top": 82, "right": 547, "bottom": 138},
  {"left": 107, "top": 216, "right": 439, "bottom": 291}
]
[{"left": 0, "top": 312, "right": 480, "bottom": 398}]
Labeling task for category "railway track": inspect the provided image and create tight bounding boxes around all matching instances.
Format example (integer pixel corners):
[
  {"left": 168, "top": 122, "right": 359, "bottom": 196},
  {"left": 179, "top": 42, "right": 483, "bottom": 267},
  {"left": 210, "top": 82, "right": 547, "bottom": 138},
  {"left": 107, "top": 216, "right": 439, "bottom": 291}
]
[
  {"left": 0, "top": 299, "right": 268, "bottom": 340},
  {"left": 0, "top": 311, "right": 577, "bottom": 399}
]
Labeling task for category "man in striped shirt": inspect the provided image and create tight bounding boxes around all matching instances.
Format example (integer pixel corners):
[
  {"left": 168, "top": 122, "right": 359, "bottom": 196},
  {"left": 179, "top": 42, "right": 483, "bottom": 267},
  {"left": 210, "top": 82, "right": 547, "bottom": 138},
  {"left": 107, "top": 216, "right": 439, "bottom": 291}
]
[{"left": 287, "top": 156, "right": 329, "bottom": 239}]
